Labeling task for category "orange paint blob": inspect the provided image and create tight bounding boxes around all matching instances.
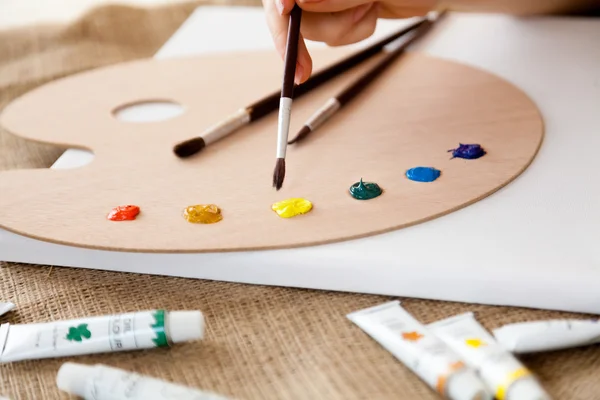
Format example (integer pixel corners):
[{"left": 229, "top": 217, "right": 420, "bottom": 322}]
[
  {"left": 401, "top": 331, "right": 424, "bottom": 342},
  {"left": 449, "top": 361, "right": 465, "bottom": 370},
  {"left": 107, "top": 205, "right": 140, "bottom": 221}
]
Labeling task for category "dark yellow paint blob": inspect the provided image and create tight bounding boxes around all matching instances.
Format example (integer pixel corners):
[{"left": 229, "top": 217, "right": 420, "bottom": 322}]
[
  {"left": 183, "top": 204, "right": 223, "bottom": 224},
  {"left": 271, "top": 198, "right": 313, "bottom": 218}
]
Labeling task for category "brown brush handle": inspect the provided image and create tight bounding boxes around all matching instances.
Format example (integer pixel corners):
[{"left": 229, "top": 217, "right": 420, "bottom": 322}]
[
  {"left": 288, "top": 12, "right": 445, "bottom": 145},
  {"left": 337, "top": 19, "right": 434, "bottom": 106},
  {"left": 294, "top": 19, "right": 426, "bottom": 97},
  {"left": 249, "top": 17, "right": 427, "bottom": 121},
  {"left": 281, "top": 5, "right": 302, "bottom": 99}
]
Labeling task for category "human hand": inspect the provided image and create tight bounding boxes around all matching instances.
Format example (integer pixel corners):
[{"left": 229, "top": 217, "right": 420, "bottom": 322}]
[{"left": 262, "top": 0, "right": 438, "bottom": 84}]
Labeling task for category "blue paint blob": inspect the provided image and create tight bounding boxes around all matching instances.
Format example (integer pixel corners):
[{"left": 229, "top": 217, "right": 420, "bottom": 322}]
[
  {"left": 406, "top": 167, "right": 441, "bottom": 182},
  {"left": 448, "top": 143, "right": 486, "bottom": 160}
]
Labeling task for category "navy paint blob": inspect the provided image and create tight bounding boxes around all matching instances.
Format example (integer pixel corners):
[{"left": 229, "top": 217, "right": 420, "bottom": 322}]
[
  {"left": 448, "top": 143, "right": 486, "bottom": 160},
  {"left": 406, "top": 167, "right": 441, "bottom": 182}
]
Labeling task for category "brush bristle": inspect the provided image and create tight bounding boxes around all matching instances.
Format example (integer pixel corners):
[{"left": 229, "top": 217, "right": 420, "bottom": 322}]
[
  {"left": 173, "top": 137, "right": 206, "bottom": 158},
  {"left": 288, "top": 125, "right": 312, "bottom": 145},
  {"left": 272, "top": 158, "right": 286, "bottom": 190}
]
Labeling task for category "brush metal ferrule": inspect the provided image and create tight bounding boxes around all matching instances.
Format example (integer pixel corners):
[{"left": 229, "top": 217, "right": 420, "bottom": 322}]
[
  {"left": 276, "top": 97, "right": 293, "bottom": 158},
  {"left": 306, "top": 98, "right": 341, "bottom": 131},
  {"left": 202, "top": 108, "right": 251, "bottom": 145}
]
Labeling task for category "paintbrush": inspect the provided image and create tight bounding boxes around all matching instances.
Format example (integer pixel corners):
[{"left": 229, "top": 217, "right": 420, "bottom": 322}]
[
  {"left": 172, "top": 17, "right": 427, "bottom": 158},
  {"left": 272, "top": 4, "right": 302, "bottom": 191},
  {"left": 288, "top": 10, "right": 446, "bottom": 145}
]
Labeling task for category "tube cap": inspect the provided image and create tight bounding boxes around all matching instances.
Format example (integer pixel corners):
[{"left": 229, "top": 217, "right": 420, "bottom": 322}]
[
  {"left": 508, "top": 377, "right": 552, "bottom": 400},
  {"left": 56, "top": 362, "right": 94, "bottom": 397},
  {"left": 447, "top": 369, "right": 494, "bottom": 400},
  {"left": 169, "top": 311, "right": 205, "bottom": 343}
]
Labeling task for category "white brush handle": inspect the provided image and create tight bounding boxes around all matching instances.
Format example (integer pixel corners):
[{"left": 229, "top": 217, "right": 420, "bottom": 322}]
[
  {"left": 202, "top": 108, "right": 250, "bottom": 145},
  {"left": 276, "top": 97, "right": 293, "bottom": 158},
  {"left": 305, "top": 98, "right": 341, "bottom": 131}
]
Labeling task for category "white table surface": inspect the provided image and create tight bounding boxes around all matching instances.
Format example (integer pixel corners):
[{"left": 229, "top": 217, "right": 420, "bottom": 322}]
[{"left": 1, "top": 7, "right": 599, "bottom": 314}]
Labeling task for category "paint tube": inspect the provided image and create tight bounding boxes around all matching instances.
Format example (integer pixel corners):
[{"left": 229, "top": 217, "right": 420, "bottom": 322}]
[
  {"left": 56, "top": 362, "right": 230, "bottom": 400},
  {"left": 347, "top": 301, "right": 492, "bottom": 400},
  {"left": 0, "top": 309, "right": 203, "bottom": 363},
  {"left": 0, "top": 302, "right": 15, "bottom": 317},
  {"left": 428, "top": 313, "right": 552, "bottom": 400},
  {"left": 493, "top": 319, "right": 600, "bottom": 353}
]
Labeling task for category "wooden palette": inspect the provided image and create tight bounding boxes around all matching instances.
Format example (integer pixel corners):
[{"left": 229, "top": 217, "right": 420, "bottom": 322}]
[{"left": 0, "top": 48, "right": 543, "bottom": 253}]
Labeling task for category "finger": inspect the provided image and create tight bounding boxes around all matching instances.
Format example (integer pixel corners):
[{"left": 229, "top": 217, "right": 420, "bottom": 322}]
[
  {"left": 301, "top": 3, "right": 379, "bottom": 46},
  {"left": 263, "top": 0, "right": 313, "bottom": 84},
  {"left": 263, "top": 0, "right": 288, "bottom": 57},
  {"left": 295, "top": 33, "right": 313, "bottom": 84},
  {"left": 297, "top": 0, "right": 373, "bottom": 13},
  {"left": 279, "top": 0, "right": 296, "bottom": 14},
  {"left": 377, "top": 1, "right": 437, "bottom": 18},
  {"left": 262, "top": 0, "right": 292, "bottom": 15},
  {"left": 263, "top": 0, "right": 308, "bottom": 56},
  {"left": 327, "top": 3, "right": 378, "bottom": 46}
]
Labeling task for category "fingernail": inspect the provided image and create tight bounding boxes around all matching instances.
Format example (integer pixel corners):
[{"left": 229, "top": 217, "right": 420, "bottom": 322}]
[
  {"left": 275, "top": 0, "right": 285, "bottom": 15},
  {"left": 294, "top": 63, "right": 304, "bottom": 84},
  {"left": 352, "top": 3, "right": 373, "bottom": 23}
]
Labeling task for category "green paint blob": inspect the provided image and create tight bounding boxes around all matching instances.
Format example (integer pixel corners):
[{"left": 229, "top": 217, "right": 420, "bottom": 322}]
[
  {"left": 349, "top": 178, "right": 383, "bottom": 200},
  {"left": 65, "top": 323, "right": 92, "bottom": 342},
  {"left": 151, "top": 310, "right": 169, "bottom": 347}
]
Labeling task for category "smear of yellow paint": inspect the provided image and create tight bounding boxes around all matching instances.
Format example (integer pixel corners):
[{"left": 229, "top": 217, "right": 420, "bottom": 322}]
[
  {"left": 271, "top": 198, "right": 313, "bottom": 218},
  {"left": 465, "top": 338, "right": 486, "bottom": 348},
  {"left": 495, "top": 368, "right": 531, "bottom": 400},
  {"left": 183, "top": 204, "right": 223, "bottom": 224}
]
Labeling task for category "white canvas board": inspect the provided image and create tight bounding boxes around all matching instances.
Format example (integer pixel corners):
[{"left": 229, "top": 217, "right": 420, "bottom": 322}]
[{"left": 1, "top": 8, "right": 599, "bottom": 314}]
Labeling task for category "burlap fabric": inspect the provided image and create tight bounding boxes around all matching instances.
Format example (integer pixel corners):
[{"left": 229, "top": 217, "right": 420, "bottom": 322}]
[{"left": 0, "top": 3, "right": 599, "bottom": 399}]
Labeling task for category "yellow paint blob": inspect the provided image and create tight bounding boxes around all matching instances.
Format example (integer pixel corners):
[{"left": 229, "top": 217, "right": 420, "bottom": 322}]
[
  {"left": 465, "top": 338, "right": 486, "bottom": 348},
  {"left": 183, "top": 204, "right": 223, "bottom": 224},
  {"left": 271, "top": 198, "right": 313, "bottom": 218}
]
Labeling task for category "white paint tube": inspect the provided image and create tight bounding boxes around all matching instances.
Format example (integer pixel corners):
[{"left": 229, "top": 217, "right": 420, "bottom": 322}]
[
  {"left": 0, "top": 302, "right": 15, "bottom": 317},
  {"left": 347, "top": 301, "right": 492, "bottom": 400},
  {"left": 57, "top": 362, "right": 230, "bottom": 400},
  {"left": 428, "top": 313, "right": 552, "bottom": 400},
  {"left": 493, "top": 319, "right": 600, "bottom": 354},
  {"left": 0, "top": 309, "right": 203, "bottom": 363}
]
